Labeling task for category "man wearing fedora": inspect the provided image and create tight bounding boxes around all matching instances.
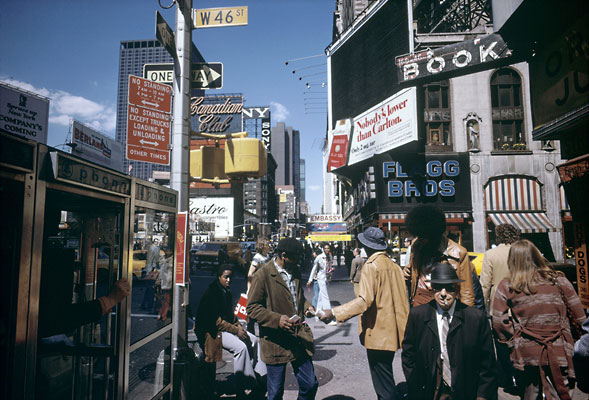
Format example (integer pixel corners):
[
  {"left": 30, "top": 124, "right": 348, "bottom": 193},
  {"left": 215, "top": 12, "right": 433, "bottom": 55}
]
[
  {"left": 402, "top": 262, "right": 497, "bottom": 400},
  {"left": 320, "top": 227, "right": 409, "bottom": 400}
]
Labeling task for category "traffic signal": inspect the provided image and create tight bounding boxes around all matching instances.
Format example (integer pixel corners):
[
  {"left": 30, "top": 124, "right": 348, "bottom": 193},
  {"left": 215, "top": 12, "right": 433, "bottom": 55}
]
[
  {"left": 190, "top": 146, "right": 225, "bottom": 179},
  {"left": 225, "top": 138, "right": 267, "bottom": 178}
]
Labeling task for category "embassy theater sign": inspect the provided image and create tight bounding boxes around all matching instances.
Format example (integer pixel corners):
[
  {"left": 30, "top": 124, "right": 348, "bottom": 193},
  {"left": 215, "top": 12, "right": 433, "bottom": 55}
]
[{"left": 373, "top": 152, "right": 472, "bottom": 213}]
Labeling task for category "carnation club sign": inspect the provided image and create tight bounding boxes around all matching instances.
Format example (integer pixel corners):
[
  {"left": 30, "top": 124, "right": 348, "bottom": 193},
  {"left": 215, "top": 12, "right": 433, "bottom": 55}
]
[{"left": 348, "top": 88, "right": 417, "bottom": 166}]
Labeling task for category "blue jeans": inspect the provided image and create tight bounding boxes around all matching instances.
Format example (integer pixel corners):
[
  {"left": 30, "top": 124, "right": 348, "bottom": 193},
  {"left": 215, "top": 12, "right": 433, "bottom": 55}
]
[
  {"left": 266, "top": 357, "right": 318, "bottom": 400},
  {"left": 312, "top": 280, "right": 319, "bottom": 309}
]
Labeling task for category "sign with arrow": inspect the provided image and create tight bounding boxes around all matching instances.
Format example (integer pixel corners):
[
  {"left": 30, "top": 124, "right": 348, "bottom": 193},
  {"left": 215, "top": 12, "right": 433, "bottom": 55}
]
[
  {"left": 143, "top": 62, "right": 223, "bottom": 89},
  {"left": 127, "top": 75, "right": 172, "bottom": 165},
  {"left": 155, "top": 11, "right": 176, "bottom": 59}
]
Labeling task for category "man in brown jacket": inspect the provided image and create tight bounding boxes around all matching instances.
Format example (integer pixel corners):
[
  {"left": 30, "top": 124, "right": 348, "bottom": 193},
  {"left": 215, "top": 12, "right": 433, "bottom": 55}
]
[
  {"left": 247, "top": 238, "right": 318, "bottom": 400},
  {"left": 321, "top": 227, "right": 410, "bottom": 400}
]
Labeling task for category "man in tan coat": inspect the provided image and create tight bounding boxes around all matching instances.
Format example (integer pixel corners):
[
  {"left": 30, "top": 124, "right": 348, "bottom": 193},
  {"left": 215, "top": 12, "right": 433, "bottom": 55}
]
[
  {"left": 480, "top": 223, "right": 519, "bottom": 312},
  {"left": 321, "top": 227, "right": 409, "bottom": 400}
]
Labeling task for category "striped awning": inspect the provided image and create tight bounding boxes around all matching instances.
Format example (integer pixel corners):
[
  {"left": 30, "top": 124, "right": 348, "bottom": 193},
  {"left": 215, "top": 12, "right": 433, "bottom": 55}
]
[
  {"left": 380, "top": 212, "right": 471, "bottom": 222},
  {"left": 559, "top": 185, "right": 572, "bottom": 218},
  {"left": 484, "top": 176, "right": 544, "bottom": 211},
  {"left": 488, "top": 212, "right": 558, "bottom": 233}
]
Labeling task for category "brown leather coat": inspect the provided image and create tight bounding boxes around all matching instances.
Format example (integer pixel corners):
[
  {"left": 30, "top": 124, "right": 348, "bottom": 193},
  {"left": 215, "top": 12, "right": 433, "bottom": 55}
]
[
  {"left": 247, "top": 260, "right": 314, "bottom": 365},
  {"left": 333, "top": 251, "right": 409, "bottom": 351},
  {"left": 404, "top": 238, "right": 475, "bottom": 307}
]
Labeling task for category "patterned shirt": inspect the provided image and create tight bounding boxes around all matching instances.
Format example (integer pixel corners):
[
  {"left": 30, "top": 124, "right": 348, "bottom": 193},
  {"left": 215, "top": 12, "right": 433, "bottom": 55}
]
[{"left": 274, "top": 258, "right": 298, "bottom": 312}]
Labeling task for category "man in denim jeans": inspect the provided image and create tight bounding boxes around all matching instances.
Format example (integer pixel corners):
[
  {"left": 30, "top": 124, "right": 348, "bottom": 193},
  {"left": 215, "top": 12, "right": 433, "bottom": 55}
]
[{"left": 247, "top": 238, "right": 318, "bottom": 400}]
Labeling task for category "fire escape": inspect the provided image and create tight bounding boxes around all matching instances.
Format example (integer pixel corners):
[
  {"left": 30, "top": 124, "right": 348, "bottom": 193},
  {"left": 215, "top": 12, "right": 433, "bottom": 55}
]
[{"left": 414, "top": 0, "right": 493, "bottom": 34}]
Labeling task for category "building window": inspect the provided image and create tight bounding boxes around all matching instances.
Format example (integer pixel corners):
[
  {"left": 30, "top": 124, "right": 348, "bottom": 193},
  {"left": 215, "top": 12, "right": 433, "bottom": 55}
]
[
  {"left": 490, "top": 68, "right": 526, "bottom": 151},
  {"left": 424, "top": 80, "right": 452, "bottom": 151}
]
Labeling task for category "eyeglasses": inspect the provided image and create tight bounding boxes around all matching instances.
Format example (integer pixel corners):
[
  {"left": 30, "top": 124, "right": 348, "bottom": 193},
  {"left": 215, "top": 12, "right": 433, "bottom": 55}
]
[{"left": 432, "top": 284, "right": 458, "bottom": 293}]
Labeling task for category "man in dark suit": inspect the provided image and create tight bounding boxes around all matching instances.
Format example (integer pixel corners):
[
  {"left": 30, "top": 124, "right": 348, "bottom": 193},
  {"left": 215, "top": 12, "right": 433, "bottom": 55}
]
[{"left": 401, "top": 262, "right": 497, "bottom": 400}]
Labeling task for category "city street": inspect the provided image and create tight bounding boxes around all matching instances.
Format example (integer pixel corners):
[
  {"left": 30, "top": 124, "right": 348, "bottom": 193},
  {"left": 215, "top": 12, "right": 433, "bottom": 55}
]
[{"left": 188, "top": 260, "right": 588, "bottom": 399}]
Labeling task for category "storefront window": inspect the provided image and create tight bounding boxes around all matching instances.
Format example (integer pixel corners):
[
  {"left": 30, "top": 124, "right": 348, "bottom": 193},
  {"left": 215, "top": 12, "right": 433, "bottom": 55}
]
[
  {"left": 128, "top": 332, "right": 172, "bottom": 399},
  {"left": 491, "top": 68, "right": 526, "bottom": 151},
  {"left": 130, "top": 207, "right": 175, "bottom": 344}
]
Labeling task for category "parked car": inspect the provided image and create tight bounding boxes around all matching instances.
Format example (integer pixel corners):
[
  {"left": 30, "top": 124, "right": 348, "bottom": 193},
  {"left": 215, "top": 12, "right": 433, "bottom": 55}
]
[{"left": 191, "top": 241, "right": 245, "bottom": 272}]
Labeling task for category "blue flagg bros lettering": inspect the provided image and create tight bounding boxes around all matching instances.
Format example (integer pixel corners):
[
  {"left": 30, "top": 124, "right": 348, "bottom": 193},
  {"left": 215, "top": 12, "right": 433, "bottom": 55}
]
[{"left": 383, "top": 160, "right": 459, "bottom": 197}]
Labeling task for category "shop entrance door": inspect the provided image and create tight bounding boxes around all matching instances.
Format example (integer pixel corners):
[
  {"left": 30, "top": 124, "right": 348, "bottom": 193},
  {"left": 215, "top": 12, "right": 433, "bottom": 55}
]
[{"left": 35, "top": 188, "right": 126, "bottom": 400}]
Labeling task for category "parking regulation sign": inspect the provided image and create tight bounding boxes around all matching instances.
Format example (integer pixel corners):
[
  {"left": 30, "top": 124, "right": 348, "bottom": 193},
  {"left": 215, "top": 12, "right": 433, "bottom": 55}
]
[{"left": 127, "top": 75, "right": 172, "bottom": 165}]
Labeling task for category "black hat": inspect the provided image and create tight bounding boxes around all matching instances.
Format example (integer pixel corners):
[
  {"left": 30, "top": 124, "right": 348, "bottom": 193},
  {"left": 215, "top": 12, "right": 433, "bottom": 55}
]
[
  {"left": 358, "top": 227, "right": 387, "bottom": 251},
  {"left": 427, "top": 262, "right": 465, "bottom": 284},
  {"left": 276, "top": 238, "right": 303, "bottom": 255}
]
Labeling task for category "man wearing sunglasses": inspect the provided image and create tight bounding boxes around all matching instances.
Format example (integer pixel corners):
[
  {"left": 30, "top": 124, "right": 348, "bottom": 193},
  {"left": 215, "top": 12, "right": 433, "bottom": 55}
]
[
  {"left": 402, "top": 262, "right": 497, "bottom": 400},
  {"left": 247, "top": 237, "right": 318, "bottom": 400}
]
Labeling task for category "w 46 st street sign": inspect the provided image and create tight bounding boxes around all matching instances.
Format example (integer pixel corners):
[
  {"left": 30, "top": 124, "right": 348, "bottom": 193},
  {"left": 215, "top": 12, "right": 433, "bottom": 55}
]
[{"left": 143, "top": 63, "right": 223, "bottom": 89}]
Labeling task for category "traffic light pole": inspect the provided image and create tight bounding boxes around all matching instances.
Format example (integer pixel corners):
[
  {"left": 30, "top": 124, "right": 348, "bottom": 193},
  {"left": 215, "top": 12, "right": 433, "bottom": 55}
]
[{"left": 171, "top": 0, "right": 192, "bottom": 398}]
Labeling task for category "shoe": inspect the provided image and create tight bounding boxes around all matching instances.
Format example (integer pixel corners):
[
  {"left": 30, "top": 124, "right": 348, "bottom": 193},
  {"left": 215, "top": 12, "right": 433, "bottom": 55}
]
[{"left": 328, "top": 320, "right": 337, "bottom": 326}]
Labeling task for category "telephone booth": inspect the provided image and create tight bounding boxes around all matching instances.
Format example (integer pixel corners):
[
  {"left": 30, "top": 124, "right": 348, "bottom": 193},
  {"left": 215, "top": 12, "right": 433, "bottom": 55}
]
[{"left": 1, "top": 132, "right": 178, "bottom": 399}]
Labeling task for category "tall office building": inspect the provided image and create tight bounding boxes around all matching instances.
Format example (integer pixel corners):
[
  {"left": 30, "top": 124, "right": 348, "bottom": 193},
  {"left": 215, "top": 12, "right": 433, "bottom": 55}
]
[
  {"left": 115, "top": 39, "right": 204, "bottom": 180},
  {"left": 271, "top": 122, "right": 301, "bottom": 197}
]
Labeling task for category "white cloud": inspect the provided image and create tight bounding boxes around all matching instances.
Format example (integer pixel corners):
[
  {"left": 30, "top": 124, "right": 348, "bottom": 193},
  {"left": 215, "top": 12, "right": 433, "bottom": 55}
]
[
  {"left": 270, "top": 101, "right": 290, "bottom": 122},
  {"left": 308, "top": 184, "right": 321, "bottom": 191},
  {"left": 1, "top": 78, "right": 116, "bottom": 135}
]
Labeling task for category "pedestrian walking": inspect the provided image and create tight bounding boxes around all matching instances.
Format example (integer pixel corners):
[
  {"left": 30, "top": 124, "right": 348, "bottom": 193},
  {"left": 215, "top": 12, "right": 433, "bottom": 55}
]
[
  {"left": 307, "top": 243, "right": 334, "bottom": 324},
  {"left": 247, "top": 238, "right": 318, "bottom": 400},
  {"left": 403, "top": 205, "right": 475, "bottom": 307},
  {"left": 402, "top": 262, "right": 497, "bottom": 400},
  {"left": 492, "top": 239, "right": 586, "bottom": 400},
  {"left": 320, "top": 227, "right": 410, "bottom": 400},
  {"left": 349, "top": 247, "right": 365, "bottom": 297},
  {"left": 479, "top": 223, "right": 520, "bottom": 392},
  {"left": 247, "top": 238, "right": 271, "bottom": 293}
]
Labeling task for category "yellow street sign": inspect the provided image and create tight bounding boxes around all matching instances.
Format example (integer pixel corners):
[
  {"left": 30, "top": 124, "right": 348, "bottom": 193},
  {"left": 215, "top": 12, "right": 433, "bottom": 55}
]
[
  {"left": 193, "top": 6, "right": 248, "bottom": 29},
  {"left": 306, "top": 234, "right": 352, "bottom": 242}
]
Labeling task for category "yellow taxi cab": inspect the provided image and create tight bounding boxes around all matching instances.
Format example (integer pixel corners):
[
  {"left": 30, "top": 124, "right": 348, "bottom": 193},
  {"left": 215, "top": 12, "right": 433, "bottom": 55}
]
[{"left": 468, "top": 252, "right": 484, "bottom": 276}]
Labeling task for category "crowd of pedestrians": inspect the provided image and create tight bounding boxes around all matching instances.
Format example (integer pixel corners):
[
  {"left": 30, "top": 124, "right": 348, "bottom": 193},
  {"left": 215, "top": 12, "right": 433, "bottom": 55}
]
[{"left": 192, "top": 204, "right": 588, "bottom": 400}]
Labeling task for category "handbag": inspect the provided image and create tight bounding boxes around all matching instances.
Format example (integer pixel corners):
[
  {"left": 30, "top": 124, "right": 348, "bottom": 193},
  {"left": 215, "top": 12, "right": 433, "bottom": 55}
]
[{"left": 552, "top": 277, "right": 583, "bottom": 340}]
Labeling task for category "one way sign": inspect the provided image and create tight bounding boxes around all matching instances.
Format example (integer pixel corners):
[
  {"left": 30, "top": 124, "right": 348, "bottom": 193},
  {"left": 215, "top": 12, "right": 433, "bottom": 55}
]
[{"left": 143, "top": 63, "right": 223, "bottom": 90}]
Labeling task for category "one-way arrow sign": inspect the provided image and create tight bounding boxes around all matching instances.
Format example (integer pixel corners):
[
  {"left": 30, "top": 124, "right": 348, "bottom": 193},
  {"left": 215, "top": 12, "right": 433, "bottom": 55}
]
[{"left": 143, "top": 62, "right": 223, "bottom": 89}]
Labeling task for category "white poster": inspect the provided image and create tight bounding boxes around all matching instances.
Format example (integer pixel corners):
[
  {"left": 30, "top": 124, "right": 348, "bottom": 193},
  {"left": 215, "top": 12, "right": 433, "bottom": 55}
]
[
  {"left": 189, "top": 197, "right": 234, "bottom": 239},
  {"left": 70, "top": 120, "right": 123, "bottom": 171},
  {"left": 348, "top": 87, "right": 417, "bottom": 166},
  {"left": 0, "top": 82, "right": 50, "bottom": 144}
]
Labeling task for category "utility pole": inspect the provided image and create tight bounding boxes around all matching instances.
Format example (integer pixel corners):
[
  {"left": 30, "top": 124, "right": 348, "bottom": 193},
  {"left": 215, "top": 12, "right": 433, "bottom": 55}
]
[{"left": 171, "top": 0, "right": 192, "bottom": 398}]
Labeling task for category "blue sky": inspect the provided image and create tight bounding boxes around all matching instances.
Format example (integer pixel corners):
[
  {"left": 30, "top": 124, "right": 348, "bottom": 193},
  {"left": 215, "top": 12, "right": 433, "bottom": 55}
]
[{"left": 0, "top": 0, "right": 333, "bottom": 213}]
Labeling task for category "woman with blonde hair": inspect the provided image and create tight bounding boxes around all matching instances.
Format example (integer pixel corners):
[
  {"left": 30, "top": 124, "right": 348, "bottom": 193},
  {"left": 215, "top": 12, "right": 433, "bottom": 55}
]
[
  {"left": 247, "top": 238, "right": 271, "bottom": 293},
  {"left": 492, "top": 239, "right": 586, "bottom": 399}
]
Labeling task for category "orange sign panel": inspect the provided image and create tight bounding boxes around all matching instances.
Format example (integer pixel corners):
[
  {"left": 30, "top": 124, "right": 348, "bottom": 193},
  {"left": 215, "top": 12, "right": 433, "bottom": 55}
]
[
  {"left": 126, "top": 104, "right": 171, "bottom": 165},
  {"left": 128, "top": 75, "right": 172, "bottom": 113},
  {"left": 176, "top": 212, "right": 188, "bottom": 286}
]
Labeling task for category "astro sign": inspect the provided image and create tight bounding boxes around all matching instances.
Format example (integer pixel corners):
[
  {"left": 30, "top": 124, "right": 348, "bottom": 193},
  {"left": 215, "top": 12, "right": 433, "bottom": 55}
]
[
  {"left": 396, "top": 34, "right": 512, "bottom": 83},
  {"left": 384, "top": 160, "right": 459, "bottom": 197}
]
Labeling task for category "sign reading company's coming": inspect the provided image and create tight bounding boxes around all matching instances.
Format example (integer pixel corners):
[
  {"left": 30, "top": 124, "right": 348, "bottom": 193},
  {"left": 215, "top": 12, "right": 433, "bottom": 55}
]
[
  {"left": 71, "top": 120, "right": 123, "bottom": 171},
  {"left": 189, "top": 197, "right": 234, "bottom": 239},
  {"left": 0, "top": 82, "right": 49, "bottom": 144},
  {"left": 190, "top": 95, "right": 243, "bottom": 136},
  {"left": 348, "top": 88, "right": 417, "bottom": 166}
]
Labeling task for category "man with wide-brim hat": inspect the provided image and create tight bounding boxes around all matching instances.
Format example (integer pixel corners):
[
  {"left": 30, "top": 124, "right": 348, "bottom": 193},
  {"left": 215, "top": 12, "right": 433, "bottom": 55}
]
[
  {"left": 402, "top": 262, "right": 497, "bottom": 400},
  {"left": 320, "top": 227, "right": 409, "bottom": 400}
]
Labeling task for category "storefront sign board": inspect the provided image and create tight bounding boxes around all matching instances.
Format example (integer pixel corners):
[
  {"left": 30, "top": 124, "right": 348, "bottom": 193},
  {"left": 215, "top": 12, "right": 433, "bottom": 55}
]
[
  {"left": 175, "top": 212, "right": 188, "bottom": 286},
  {"left": 189, "top": 197, "right": 234, "bottom": 239},
  {"left": 573, "top": 222, "right": 589, "bottom": 308},
  {"left": 71, "top": 120, "right": 122, "bottom": 171},
  {"left": 309, "top": 214, "right": 344, "bottom": 223},
  {"left": 348, "top": 88, "right": 417, "bottom": 166},
  {"left": 0, "top": 82, "right": 49, "bottom": 144},
  {"left": 327, "top": 119, "right": 352, "bottom": 171}
]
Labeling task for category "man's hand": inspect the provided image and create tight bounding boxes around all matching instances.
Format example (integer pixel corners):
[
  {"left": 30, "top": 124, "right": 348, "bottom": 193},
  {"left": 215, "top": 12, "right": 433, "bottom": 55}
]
[
  {"left": 279, "top": 315, "right": 293, "bottom": 331},
  {"left": 320, "top": 309, "right": 334, "bottom": 323},
  {"left": 402, "top": 265, "right": 411, "bottom": 281},
  {"left": 237, "top": 325, "right": 248, "bottom": 341},
  {"left": 109, "top": 278, "right": 131, "bottom": 302},
  {"left": 306, "top": 281, "right": 312, "bottom": 288},
  {"left": 305, "top": 306, "right": 316, "bottom": 318}
]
